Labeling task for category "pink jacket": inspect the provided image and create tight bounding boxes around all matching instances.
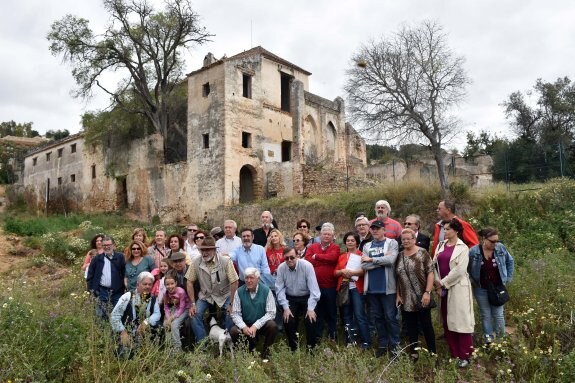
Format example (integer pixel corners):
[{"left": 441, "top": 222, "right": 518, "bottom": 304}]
[{"left": 163, "top": 287, "right": 190, "bottom": 320}]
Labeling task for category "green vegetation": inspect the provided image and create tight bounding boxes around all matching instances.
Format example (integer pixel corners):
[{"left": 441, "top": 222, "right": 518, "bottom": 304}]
[{"left": 1, "top": 179, "right": 575, "bottom": 382}]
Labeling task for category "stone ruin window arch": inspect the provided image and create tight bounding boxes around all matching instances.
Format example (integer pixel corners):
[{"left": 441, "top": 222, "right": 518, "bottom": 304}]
[
  {"left": 303, "top": 115, "right": 320, "bottom": 164},
  {"left": 239, "top": 164, "right": 259, "bottom": 203},
  {"left": 325, "top": 121, "right": 337, "bottom": 161}
]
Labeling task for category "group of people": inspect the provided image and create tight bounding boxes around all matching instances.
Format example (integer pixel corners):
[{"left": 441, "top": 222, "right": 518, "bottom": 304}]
[{"left": 83, "top": 199, "right": 514, "bottom": 366}]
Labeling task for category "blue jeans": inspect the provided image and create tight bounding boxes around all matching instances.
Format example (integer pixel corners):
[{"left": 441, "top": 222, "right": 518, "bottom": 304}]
[
  {"left": 191, "top": 298, "right": 231, "bottom": 342},
  {"left": 341, "top": 288, "right": 371, "bottom": 348},
  {"left": 96, "top": 286, "right": 123, "bottom": 320},
  {"left": 474, "top": 287, "right": 505, "bottom": 343},
  {"left": 367, "top": 293, "right": 400, "bottom": 349},
  {"left": 316, "top": 287, "right": 337, "bottom": 340}
]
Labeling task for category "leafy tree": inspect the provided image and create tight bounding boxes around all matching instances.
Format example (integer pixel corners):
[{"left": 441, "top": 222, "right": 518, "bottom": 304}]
[
  {"left": 366, "top": 144, "right": 397, "bottom": 163},
  {"left": 47, "top": 0, "right": 211, "bottom": 148},
  {"left": 463, "top": 130, "right": 506, "bottom": 159},
  {"left": 45, "top": 129, "right": 70, "bottom": 140},
  {"left": 345, "top": 21, "right": 470, "bottom": 196},
  {"left": 0, "top": 121, "right": 39, "bottom": 138}
]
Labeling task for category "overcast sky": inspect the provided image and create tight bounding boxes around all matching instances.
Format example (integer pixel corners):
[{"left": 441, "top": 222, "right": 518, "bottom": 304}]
[{"left": 2, "top": 0, "right": 574, "bottom": 149}]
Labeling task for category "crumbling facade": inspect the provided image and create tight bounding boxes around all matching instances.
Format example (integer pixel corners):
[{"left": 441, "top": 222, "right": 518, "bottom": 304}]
[{"left": 21, "top": 47, "right": 366, "bottom": 221}]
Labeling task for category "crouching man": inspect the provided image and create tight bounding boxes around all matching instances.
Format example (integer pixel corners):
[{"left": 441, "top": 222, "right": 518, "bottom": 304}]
[
  {"left": 230, "top": 267, "right": 277, "bottom": 358},
  {"left": 111, "top": 271, "right": 161, "bottom": 356}
]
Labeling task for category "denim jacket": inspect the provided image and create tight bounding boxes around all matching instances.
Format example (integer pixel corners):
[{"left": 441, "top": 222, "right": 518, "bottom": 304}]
[{"left": 468, "top": 243, "right": 514, "bottom": 287}]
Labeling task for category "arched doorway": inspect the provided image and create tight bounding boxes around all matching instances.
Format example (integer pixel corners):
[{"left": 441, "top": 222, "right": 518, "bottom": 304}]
[{"left": 239, "top": 165, "right": 256, "bottom": 203}]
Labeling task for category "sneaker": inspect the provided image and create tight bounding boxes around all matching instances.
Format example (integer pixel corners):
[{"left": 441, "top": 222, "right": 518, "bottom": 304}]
[{"left": 458, "top": 359, "right": 469, "bottom": 368}]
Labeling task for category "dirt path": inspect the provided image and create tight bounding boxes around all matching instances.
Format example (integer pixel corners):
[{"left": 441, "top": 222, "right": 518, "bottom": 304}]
[{"left": 0, "top": 228, "right": 28, "bottom": 273}]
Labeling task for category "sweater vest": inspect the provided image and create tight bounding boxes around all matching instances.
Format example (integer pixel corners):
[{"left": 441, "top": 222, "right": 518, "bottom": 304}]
[{"left": 238, "top": 282, "right": 269, "bottom": 326}]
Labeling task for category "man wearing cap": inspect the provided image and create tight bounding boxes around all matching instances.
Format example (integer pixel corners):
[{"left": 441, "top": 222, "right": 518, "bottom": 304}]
[
  {"left": 168, "top": 251, "right": 189, "bottom": 290},
  {"left": 305, "top": 222, "right": 340, "bottom": 342},
  {"left": 362, "top": 220, "right": 400, "bottom": 357},
  {"left": 253, "top": 210, "right": 277, "bottom": 247},
  {"left": 210, "top": 227, "right": 225, "bottom": 241},
  {"left": 230, "top": 267, "right": 277, "bottom": 358},
  {"left": 186, "top": 236, "right": 239, "bottom": 343},
  {"left": 276, "top": 248, "right": 321, "bottom": 351},
  {"left": 216, "top": 219, "right": 242, "bottom": 256},
  {"left": 369, "top": 200, "right": 402, "bottom": 240}
]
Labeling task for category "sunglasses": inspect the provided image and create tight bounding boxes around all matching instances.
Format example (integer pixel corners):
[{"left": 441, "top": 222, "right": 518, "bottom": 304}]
[
  {"left": 293, "top": 238, "right": 302, "bottom": 242},
  {"left": 131, "top": 247, "right": 141, "bottom": 251},
  {"left": 284, "top": 256, "right": 296, "bottom": 261},
  {"left": 486, "top": 238, "right": 500, "bottom": 244},
  {"left": 187, "top": 228, "right": 197, "bottom": 232},
  {"left": 404, "top": 222, "right": 416, "bottom": 226},
  {"left": 298, "top": 225, "right": 308, "bottom": 229},
  {"left": 196, "top": 236, "right": 205, "bottom": 240}
]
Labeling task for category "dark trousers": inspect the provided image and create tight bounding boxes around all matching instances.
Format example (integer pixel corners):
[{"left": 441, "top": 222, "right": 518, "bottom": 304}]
[
  {"left": 285, "top": 295, "right": 317, "bottom": 351},
  {"left": 96, "top": 286, "right": 123, "bottom": 320},
  {"left": 315, "top": 287, "right": 337, "bottom": 340},
  {"left": 230, "top": 320, "right": 277, "bottom": 358},
  {"left": 403, "top": 309, "right": 436, "bottom": 354}
]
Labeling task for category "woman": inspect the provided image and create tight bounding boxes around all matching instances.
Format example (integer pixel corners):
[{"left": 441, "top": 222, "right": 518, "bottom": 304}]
[
  {"left": 124, "top": 240, "right": 155, "bottom": 290},
  {"left": 468, "top": 227, "right": 514, "bottom": 344},
  {"left": 265, "top": 229, "right": 286, "bottom": 275},
  {"left": 124, "top": 228, "right": 149, "bottom": 256},
  {"left": 434, "top": 218, "right": 475, "bottom": 368},
  {"left": 188, "top": 230, "right": 206, "bottom": 261},
  {"left": 395, "top": 228, "right": 436, "bottom": 358},
  {"left": 81, "top": 234, "right": 104, "bottom": 278},
  {"left": 167, "top": 233, "right": 192, "bottom": 265},
  {"left": 334, "top": 232, "right": 370, "bottom": 349},
  {"left": 292, "top": 231, "right": 310, "bottom": 258}
]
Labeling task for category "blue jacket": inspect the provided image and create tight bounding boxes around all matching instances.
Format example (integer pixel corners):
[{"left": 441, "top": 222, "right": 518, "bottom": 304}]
[
  {"left": 468, "top": 243, "right": 514, "bottom": 287},
  {"left": 86, "top": 252, "right": 126, "bottom": 293}
]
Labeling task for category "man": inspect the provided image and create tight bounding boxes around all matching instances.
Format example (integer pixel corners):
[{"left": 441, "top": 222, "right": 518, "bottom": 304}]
[
  {"left": 110, "top": 271, "right": 161, "bottom": 356},
  {"left": 305, "top": 222, "right": 340, "bottom": 341},
  {"left": 276, "top": 248, "right": 320, "bottom": 351},
  {"left": 148, "top": 230, "right": 169, "bottom": 268},
  {"left": 369, "top": 200, "right": 402, "bottom": 240},
  {"left": 168, "top": 251, "right": 189, "bottom": 290},
  {"left": 184, "top": 223, "right": 199, "bottom": 254},
  {"left": 403, "top": 214, "right": 431, "bottom": 252},
  {"left": 253, "top": 210, "right": 276, "bottom": 247},
  {"left": 230, "top": 228, "right": 272, "bottom": 286},
  {"left": 432, "top": 200, "right": 479, "bottom": 256},
  {"left": 186, "top": 236, "right": 239, "bottom": 343},
  {"left": 216, "top": 220, "right": 242, "bottom": 256},
  {"left": 87, "top": 235, "right": 126, "bottom": 320},
  {"left": 362, "top": 220, "right": 400, "bottom": 357},
  {"left": 355, "top": 216, "right": 373, "bottom": 252},
  {"left": 230, "top": 267, "right": 277, "bottom": 358},
  {"left": 210, "top": 226, "right": 225, "bottom": 241}
]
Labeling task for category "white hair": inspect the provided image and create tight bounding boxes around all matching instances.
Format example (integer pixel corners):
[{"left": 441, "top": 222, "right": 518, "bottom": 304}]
[
  {"left": 375, "top": 200, "right": 392, "bottom": 214},
  {"left": 321, "top": 222, "right": 335, "bottom": 233},
  {"left": 355, "top": 216, "right": 369, "bottom": 226},
  {"left": 244, "top": 267, "right": 261, "bottom": 279},
  {"left": 137, "top": 271, "right": 154, "bottom": 284},
  {"left": 262, "top": 210, "right": 273, "bottom": 220}
]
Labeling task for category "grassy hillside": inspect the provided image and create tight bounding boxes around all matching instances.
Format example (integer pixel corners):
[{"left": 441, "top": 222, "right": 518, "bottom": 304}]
[{"left": 1, "top": 179, "right": 575, "bottom": 382}]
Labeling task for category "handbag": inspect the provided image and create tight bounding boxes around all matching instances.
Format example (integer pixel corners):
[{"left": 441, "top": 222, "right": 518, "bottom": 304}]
[
  {"left": 402, "top": 253, "right": 436, "bottom": 311},
  {"left": 487, "top": 282, "right": 509, "bottom": 306},
  {"left": 337, "top": 280, "right": 350, "bottom": 306}
]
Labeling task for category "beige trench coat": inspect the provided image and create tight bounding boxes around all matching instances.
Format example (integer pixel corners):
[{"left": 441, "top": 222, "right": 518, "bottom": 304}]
[{"left": 434, "top": 239, "right": 475, "bottom": 333}]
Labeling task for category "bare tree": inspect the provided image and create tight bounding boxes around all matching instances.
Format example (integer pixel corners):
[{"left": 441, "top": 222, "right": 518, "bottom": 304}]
[
  {"left": 345, "top": 21, "right": 470, "bottom": 195},
  {"left": 47, "top": 0, "right": 212, "bottom": 142}
]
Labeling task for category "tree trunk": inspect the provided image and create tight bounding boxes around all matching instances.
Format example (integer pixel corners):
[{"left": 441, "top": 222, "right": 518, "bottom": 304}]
[{"left": 432, "top": 146, "right": 450, "bottom": 197}]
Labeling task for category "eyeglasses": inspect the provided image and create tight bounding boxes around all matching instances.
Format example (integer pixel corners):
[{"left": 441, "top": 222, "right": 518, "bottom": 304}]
[
  {"left": 195, "top": 236, "right": 205, "bottom": 240},
  {"left": 298, "top": 225, "right": 308, "bottom": 229},
  {"left": 172, "top": 259, "right": 185, "bottom": 263},
  {"left": 284, "top": 256, "right": 296, "bottom": 261},
  {"left": 486, "top": 238, "right": 500, "bottom": 244},
  {"left": 404, "top": 222, "right": 416, "bottom": 226},
  {"left": 356, "top": 223, "right": 368, "bottom": 227},
  {"left": 131, "top": 247, "right": 141, "bottom": 251},
  {"left": 103, "top": 243, "right": 113, "bottom": 247}
]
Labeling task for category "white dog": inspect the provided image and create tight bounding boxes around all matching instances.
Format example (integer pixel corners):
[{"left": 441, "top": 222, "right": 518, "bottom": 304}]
[{"left": 208, "top": 317, "right": 234, "bottom": 358}]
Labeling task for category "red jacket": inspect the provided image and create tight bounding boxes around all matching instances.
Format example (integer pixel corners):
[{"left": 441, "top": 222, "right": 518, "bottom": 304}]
[
  {"left": 305, "top": 242, "right": 341, "bottom": 288},
  {"left": 432, "top": 216, "right": 479, "bottom": 257},
  {"left": 334, "top": 250, "right": 365, "bottom": 294}
]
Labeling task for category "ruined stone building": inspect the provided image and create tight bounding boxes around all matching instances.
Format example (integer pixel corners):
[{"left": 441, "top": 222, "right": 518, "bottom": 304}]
[{"left": 20, "top": 47, "right": 367, "bottom": 222}]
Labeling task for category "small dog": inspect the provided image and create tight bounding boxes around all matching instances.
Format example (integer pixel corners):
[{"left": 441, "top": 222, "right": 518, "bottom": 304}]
[{"left": 208, "top": 317, "right": 234, "bottom": 358}]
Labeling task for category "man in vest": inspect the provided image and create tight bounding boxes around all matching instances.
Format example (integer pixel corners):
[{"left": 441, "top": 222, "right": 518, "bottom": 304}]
[
  {"left": 362, "top": 220, "right": 400, "bottom": 358},
  {"left": 110, "top": 272, "right": 161, "bottom": 357},
  {"left": 230, "top": 267, "right": 277, "bottom": 358},
  {"left": 87, "top": 235, "right": 126, "bottom": 320},
  {"left": 186, "top": 236, "right": 239, "bottom": 343}
]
